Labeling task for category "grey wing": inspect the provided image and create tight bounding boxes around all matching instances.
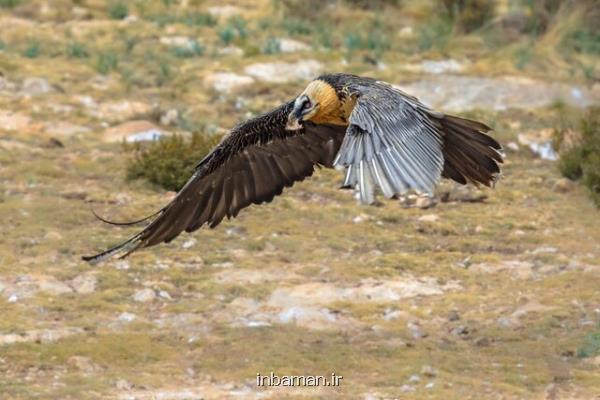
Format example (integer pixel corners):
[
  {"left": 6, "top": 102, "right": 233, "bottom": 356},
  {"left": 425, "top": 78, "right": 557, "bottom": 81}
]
[{"left": 334, "top": 82, "right": 445, "bottom": 204}]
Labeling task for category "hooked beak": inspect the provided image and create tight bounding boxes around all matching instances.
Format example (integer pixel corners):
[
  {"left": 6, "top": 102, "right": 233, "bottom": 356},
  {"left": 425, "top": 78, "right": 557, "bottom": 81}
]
[{"left": 285, "top": 95, "right": 310, "bottom": 131}]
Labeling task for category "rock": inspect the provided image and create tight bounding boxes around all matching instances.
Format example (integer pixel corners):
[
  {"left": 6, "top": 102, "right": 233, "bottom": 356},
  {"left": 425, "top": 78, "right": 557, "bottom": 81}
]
[
  {"left": 182, "top": 239, "right": 197, "bottom": 249},
  {"left": 0, "top": 111, "right": 31, "bottom": 131},
  {"left": 531, "top": 246, "right": 558, "bottom": 254},
  {"left": 159, "top": 36, "right": 197, "bottom": 49},
  {"left": 506, "top": 141, "right": 520, "bottom": 151},
  {"left": 103, "top": 120, "right": 169, "bottom": 143},
  {"left": 518, "top": 129, "right": 558, "bottom": 161},
  {"left": 407, "top": 321, "right": 427, "bottom": 339},
  {"left": 396, "top": 75, "right": 600, "bottom": 112},
  {"left": 553, "top": 178, "right": 573, "bottom": 193},
  {"left": 94, "top": 100, "right": 152, "bottom": 123},
  {"left": 44, "top": 121, "right": 91, "bottom": 137},
  {"left": 418, "top": 214, "right": 439, "bottom": 222},
  {"left": 421, "top": 365, "right": 437, "bottom": 377},
  {"left": 118, "top": 312, "right": 136, "bottom": 322},
  {"left": 244, "top": 60, "right": 322, "bottom": 84},
  {"left": 133, "top": 288, "right": 156, "bottom": 303},
  {"left": 70, "top": 274, "right": 97, "bottom": 294},
  {"left": 0, "top": 76, "right": 17, "bottom": 92},
  {"left": 67, "top": 356, "right": 99, "bottom": 373},
  {"left": 470, "top": 260, "right": 535, "bottom": 280},
  {"left": 511, "top": 300, "right": 554, "bottom": 319},
  {"left": 278, "top": 38, "right": 310, "bottom": 53},
  {"left": 399, "top": 26, "right": 414, "bottom": 37},
  {"left": 218, "top": 46, "right": 244, "bottom": 56},
  {"left": 204, "top": 72, "right": 254, "bottom": 94},
  {"left": 447, "top": 310, "right": 460, "bottom": 321},
  {"left": 20, "top": 77, "right": 53, "bottom": 96},
  {"left": 208, "top": 5, "right": 240, "bottom": 18},
  {"left": 0, "top": 327, "right": 83, "bottom": 345},
  {"left": 400, "top": 384, "right": 416, "bottom": 392},
  {"left": 415, "top": 196, "right": 436, "bottom": 209},
  {"left": 37, "top": 276, "right": 73, "bottom": 295},
  {"left": 474, "top": 337, "right": 490, "bottom": 347},
  {"left": 115, "top": 379, "right": 134, "bottom": 391},
  {"left": 404, "top": 59, "right": 466, "bottom": 75},
  {"left": 43, "top": 230, "right": 63, "bottom": 241},
  {"left": 160, "top": 109, "right": 179, "bottom": 126}
]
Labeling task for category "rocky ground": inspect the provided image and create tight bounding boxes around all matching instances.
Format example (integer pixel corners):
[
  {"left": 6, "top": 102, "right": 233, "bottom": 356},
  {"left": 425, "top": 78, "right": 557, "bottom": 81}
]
[{"left": 1, "top": 1, "right": 600, "bottom": 399}]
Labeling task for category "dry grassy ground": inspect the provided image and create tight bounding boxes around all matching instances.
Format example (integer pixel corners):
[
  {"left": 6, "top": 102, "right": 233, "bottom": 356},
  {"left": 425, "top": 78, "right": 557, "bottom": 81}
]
[{"left": 1, "top": 0, "right": 599, "bottom": 399}]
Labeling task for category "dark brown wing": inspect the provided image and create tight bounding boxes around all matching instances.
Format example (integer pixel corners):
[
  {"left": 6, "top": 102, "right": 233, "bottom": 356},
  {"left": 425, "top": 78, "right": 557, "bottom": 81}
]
[{"left": 83, "top": 101, "right": 346, "bottom": 263}]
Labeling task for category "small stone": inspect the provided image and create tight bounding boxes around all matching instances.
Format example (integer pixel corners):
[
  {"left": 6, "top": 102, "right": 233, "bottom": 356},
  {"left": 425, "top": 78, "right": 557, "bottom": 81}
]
[
  {"left": 115, "top": 379, "right": 133, "bottom": 390},
  {"left": 407, "top": 322, "right": 427, "bottom": 339},
  {"left": 278, "top": 38, "right": 310, "bottom": 53},
  {"left": 447, "top": 310, "right": 460, "bottom": 321},
  {"left": 8, "top": 294, "right": 18, "bottom": 303},
  {"left": 415, "top": 196, "right": 436, "bottom": 209},
  {"left": 204, "top": 72, "right": 254, "bottom": 94},
  {"left": 552, "top": 178, "right": 573, "bottom": 193},
  {"left": 67, "top": 356, "right": 98, "bottom": 373},
  {"left": 408, "top": 374, "right": 420, "bottom": 382},
  {"left": 421, "top": 365, "right": 437, "bottom": 377},
  {"left": 70, "top": 274, "right": 97, "bottom": 294},
  {"left": 20, "top": 77, "right": 53, "bottom": 96},
  {"left": 418, "top": 214, "right": 439, "bottom": 222},
  {"left": 506, "top": 141, "right": 520, "bottom": 151},
  {"left": 160, "top": 109, "right": 179, "bottom": 126},
  {"left": 133, "top": 288, "right": 156, "bottom": 303},
  {"left": 475, "top": 337, "right": 490, "bottom": 347},
  {"left": 103, "top": 120, "right": 168, "bottom": 143},
  {"left": 43, "top": 231, "right": 63, "bottom": 241},
  {"left": 400, "top": 384, "right": 416, "bottom": 392},
  {"left": 425, "top": 382, "right": 435, "bottom": 389},
  {"left": 182, "top": 239, "right": 197, "bottom": 249},
  {"left": 158, "top": 290, "right": 173, "bottom": 300},
  {"left": 118, "top": 312, "right": 136, "bottom": 322}
]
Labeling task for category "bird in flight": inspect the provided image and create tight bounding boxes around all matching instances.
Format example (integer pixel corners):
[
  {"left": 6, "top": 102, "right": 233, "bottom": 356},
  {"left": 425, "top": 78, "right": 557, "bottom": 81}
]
[{"left": 84, "top": 73, "right": 502, "bottom": 263}]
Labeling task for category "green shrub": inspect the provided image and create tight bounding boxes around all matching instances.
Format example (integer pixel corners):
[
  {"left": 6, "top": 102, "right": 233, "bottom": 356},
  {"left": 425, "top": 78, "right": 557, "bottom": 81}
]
[
  {"left": 66, "top": 42, "right": 89, "bottom": 58},
  {"left": 218, "top": 26, "right": 236, "bottom": 45},
  {"left": 172, "top": 40, "right": 204, "bottom": 58},
  {"left": 576, "top": 327, "right": 600, "bottom": 358},
  {"left": 557, "top": 106, "right": 600, "bottom": 207},
  {"left": 125, "top": 132, "right": 221, "bottom": 191},
  {"left": 23, "top": 41, "right": 40, "bottom": 58},
  {"left": 108, "top": 1, "right": 128, "bottom": 20},
  {"left": 417, "top": 17, "right": 453, "bottom": 51},
  {"left": 262, "top": 37, "right": 281, "bottom": 54},
  {"left": 281, "top": 17, "right": 312, "bottom": 36},
  {"left": 96, "top": 51, "right": 118, "bottom": 74},
  {"left": 0, "top": 0, "right": 20, "bottom": 8},
  {"left": 440, "top": 0, "right": 496, "bottom": 33}
]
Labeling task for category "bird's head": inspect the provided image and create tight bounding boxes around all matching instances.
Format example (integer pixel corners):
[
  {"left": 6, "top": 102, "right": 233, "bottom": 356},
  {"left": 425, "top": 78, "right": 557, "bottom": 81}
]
[{"left": 286, "top": 80, "right": 338, "bottom": 130}]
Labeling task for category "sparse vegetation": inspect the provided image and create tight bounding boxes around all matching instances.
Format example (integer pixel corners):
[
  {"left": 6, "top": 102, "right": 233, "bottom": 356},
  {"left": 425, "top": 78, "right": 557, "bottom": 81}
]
[
  {"left": 23, "top": 41, "right": 40, "bottom": 58},
  {"left": 95, "top": 51, "right": 118, "bottom": 74},
  {"left": 1, "top": 0, "right": 600, "bottom": 398},
  {"left": 126, "top": 132, "right": 221, "bottom": 191},
  {"left": 108, "top": 1, "right": 129, "bottom": 20},
  {"left": 557, "top": 106, "right": 600, "bottom": 207}
]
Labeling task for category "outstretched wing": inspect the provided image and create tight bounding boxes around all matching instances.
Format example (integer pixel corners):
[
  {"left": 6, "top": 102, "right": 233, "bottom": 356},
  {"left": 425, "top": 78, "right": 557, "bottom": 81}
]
[
  {"left": 84, "top": 101, "right": 346, "bottom": 263},
  {"left": 334, "top": 80, "right": 448, "bottom": 204}
]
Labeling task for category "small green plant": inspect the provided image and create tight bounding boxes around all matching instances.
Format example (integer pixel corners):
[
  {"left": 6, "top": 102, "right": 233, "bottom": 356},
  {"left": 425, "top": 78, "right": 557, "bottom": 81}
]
[
  {"left": 344, "top": 32, "right": 363, "bottom": 52},
  {"left": 66, "top": 42, "right": 89, "bottom": 58},
  {"left": 557, "top": 106, "right": 600, "bottom": 207},
  {"left": 125, "top": 132, "right": 221, "bottom": 191},
  {"left": 172, "top": 40, "right": 204, "bottom": 58},
  {"left": 0, "top": 0, "right": 20, "bottom": 8},
  {"left": 576, "top": 326, "right": 600, "bottom": 358},
  {"left": 218, "top": 26, "right": 236, "bottom": 45},
  {"left": 440, "top": 0, "right": 496, "bottom": 33},
  {"left": 96, "top": 51, "right": 118, "bottom": 74},
  {"left": 23, "top": 41, "right": 40, "bottom": 58},
  {"left": 417, "top": 16, "right": 454, "bottom": 51},
  {"left": 281, "top": 17, "right": 312, "bottom": 36},
  {"left": 262, "top": 37, "right": 281, "bottom": 54},
  {"left": 108, "top": 1, "right": 128, "bottom": 20}
]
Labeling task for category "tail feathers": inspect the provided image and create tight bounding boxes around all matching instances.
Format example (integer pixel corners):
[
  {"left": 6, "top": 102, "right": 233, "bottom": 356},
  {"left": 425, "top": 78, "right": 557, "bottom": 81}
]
[{"left": 440, "top": 115, "right": 503, "bottom": 187}]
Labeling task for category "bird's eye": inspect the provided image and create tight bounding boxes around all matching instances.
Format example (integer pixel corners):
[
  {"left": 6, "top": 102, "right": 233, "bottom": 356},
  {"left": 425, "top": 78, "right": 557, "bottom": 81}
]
[{"left": 303, "top": 99, "right": 312, "bottom": 109}]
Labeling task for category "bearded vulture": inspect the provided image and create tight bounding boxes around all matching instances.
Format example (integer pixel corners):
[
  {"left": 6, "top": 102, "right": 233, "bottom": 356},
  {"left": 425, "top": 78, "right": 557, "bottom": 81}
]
[{"left": 84, "top": 73, "right": 502, "bottom": 263}]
